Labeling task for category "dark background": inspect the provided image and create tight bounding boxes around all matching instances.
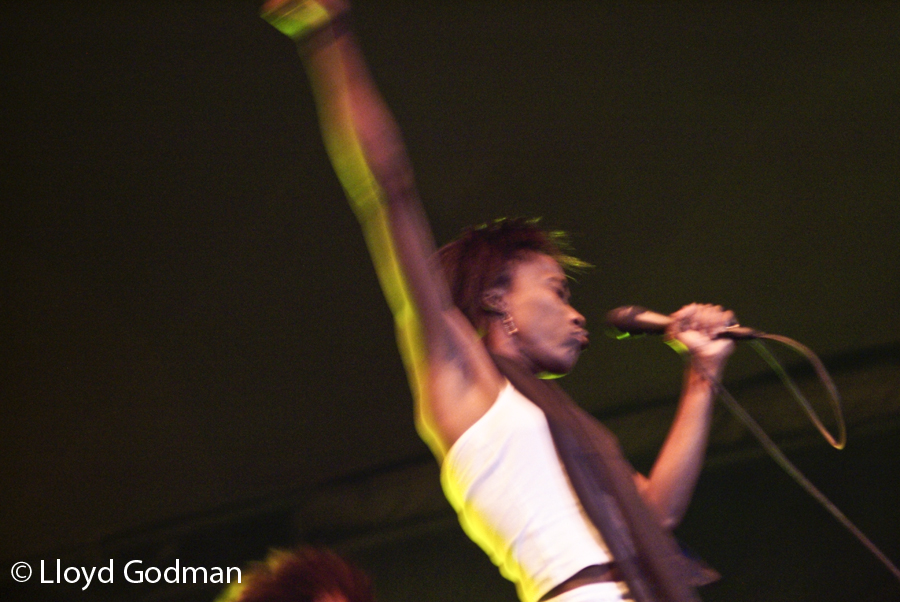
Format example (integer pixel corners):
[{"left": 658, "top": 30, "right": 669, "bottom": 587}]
[{"left": 2, "top": 2, "right": 899, "bottom": 601}]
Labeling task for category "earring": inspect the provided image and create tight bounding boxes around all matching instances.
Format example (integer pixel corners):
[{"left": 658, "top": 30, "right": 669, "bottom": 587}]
[{"left": 502, "top": 312, "right": 518, "bottom": 336}]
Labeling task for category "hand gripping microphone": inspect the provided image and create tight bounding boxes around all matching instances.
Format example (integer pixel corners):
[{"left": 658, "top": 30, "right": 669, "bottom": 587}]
[
  {"left": 604, "top": 306, "right": 900, "bottom": 584},
  {"left": 605, "top": 305, "right": 763, "bottom": 340}
]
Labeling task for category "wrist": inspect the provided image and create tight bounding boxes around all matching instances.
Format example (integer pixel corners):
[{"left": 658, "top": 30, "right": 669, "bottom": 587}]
[
  {"left": 666, "top": 334, "right": 733, "bottom": 383},
  {"left": 261, "top": 0, "right": 350, "bottom": 42},
  {"left": 685, "top": 354, "right": 727, "bottom": 385}
]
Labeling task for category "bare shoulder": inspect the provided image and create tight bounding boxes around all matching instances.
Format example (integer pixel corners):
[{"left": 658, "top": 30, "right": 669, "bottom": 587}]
[{"left": 415, "top": 308, "right": 505, "bottom": 460}]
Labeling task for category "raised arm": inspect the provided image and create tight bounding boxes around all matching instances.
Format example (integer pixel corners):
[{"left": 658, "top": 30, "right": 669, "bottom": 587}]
[
  {"left": 261, "top": 0, "right": 502, "bottom": 458},
  {"left": 635, "top": 303, "right": 735, "bottom": 529}
]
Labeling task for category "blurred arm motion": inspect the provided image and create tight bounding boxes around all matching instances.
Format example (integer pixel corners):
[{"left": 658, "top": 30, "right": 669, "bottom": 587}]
[{"left": 260, "top": 0, "right": 504, "bottom": 460}]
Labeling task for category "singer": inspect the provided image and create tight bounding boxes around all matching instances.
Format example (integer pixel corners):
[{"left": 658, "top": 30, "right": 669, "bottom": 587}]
[{"left": 260, "top": 2, "right": 736, "bottom": 601}]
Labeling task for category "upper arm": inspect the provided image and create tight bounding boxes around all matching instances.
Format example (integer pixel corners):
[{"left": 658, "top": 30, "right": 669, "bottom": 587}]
[{"left": 359, "top": 185, "right": 503, "bottom": 458}]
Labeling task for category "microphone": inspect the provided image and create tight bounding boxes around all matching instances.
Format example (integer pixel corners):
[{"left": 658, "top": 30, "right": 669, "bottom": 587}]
[{"left": 605, "top": 305, "right": 763, "bottom": 340}]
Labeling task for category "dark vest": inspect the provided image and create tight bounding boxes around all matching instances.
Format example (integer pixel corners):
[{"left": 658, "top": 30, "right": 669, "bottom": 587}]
[{"left": 492, "top": 354, "right": 717, "bottom": 602}]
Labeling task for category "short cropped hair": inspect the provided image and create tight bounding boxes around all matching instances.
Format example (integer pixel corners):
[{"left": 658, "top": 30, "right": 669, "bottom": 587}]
[
  {"left": 437, "top": 217, "right": 589, "bottom": 332},
  {"left": 216, "top": 546, "right": 375, "bottom": 602}
]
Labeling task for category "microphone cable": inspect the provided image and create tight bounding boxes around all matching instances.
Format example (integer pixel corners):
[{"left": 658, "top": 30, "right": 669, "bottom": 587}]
[
  {"left": 748, "top": 333, "right": 846, "bottom": 450},
  {"left": 694, "top": 332, "right": 900, "bottom": 583}
]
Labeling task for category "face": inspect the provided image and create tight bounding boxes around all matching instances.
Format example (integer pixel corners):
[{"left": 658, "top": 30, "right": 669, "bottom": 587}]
[{"left": 500, "top": 252, "right": 588, "bottom": 376}]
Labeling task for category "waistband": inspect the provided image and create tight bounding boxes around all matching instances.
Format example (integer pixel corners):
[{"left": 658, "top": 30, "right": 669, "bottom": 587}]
[{"left": 540, "top": 563, "right": 622, "bottom": 601}]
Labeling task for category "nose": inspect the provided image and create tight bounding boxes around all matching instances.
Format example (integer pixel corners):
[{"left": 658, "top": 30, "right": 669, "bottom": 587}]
[{"left": 571, "top": 306, "right": 587, "bottom": 329}]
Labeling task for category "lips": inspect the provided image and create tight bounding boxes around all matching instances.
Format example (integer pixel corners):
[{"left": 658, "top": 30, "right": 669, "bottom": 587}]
[{"left": 573, "top": 331, "right": 590, "bottom": 350}]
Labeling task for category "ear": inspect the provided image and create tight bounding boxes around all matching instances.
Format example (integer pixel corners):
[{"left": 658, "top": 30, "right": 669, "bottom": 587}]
[{"left": 481, "top": 288, "right": 508, "bottom": 315}]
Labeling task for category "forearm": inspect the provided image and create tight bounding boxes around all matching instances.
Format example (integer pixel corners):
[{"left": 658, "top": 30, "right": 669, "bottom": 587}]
[
  {"left": 639, "top": 361, "right": 718, "bottom": 529},
  {"left": 311, "top": 25, "right": 456, "bottom": 346},
  {"left": 262, "top": 1, "right": 459, "bottom": 377},
  {"left": 300, "top": 19, "right": 416, "bottom": 220},
  {"left": 638, "top": 303, "right": 734, "bottom": 528}
]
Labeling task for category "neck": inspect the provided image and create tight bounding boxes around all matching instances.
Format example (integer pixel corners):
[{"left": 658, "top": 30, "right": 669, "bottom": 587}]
[{"left": 484, "top": 331, "right": 540, "bottom": 375}]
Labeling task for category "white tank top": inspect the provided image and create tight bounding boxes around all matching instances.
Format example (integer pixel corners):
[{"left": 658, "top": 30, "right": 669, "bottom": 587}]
[{"left": 440, "top": 381, "right": 614, "bottom": 602}]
